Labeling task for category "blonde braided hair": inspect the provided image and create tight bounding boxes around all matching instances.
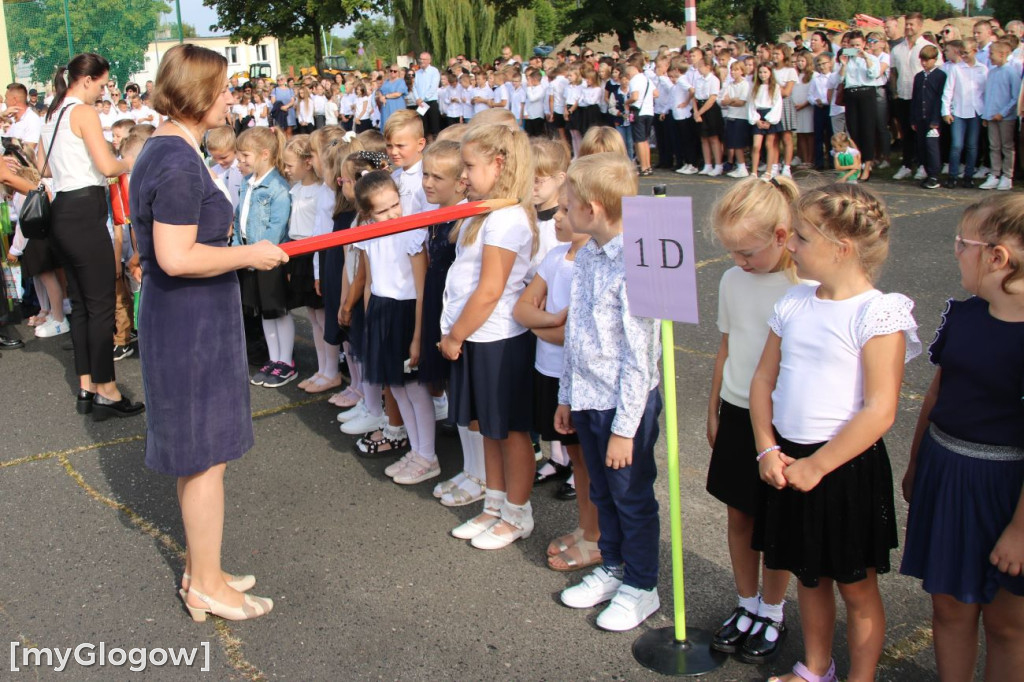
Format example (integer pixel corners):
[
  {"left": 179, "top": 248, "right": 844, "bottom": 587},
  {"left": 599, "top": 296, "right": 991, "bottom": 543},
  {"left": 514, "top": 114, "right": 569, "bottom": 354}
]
[{"left": 797, "top": 183, "right": 891, "bottom": 282}]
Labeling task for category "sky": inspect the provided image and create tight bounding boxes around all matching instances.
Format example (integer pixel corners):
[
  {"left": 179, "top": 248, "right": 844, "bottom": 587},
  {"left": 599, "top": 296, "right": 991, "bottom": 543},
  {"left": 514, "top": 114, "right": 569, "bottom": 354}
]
[{"left": 171, "top": 0, "right": 356, "bottom": 38}]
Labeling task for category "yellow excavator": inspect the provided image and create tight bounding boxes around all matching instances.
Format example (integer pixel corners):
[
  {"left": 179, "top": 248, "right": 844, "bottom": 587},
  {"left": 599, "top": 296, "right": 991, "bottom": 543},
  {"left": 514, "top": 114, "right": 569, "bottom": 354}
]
[{"left": 799, "top": 15, "right": 884, "bottom": 36}]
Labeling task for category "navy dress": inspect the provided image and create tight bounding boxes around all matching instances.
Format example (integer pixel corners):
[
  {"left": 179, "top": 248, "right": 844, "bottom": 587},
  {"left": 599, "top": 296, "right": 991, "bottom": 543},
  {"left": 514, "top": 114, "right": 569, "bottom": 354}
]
[
  {"left": 418, "top": 220, "right": 456, "bottom": 391},
  {"left": 320, "top": 209, "right": 356, "bottom": 346},
  {"left": 130, "top": 137, "right": 254, "bottom": 477}
]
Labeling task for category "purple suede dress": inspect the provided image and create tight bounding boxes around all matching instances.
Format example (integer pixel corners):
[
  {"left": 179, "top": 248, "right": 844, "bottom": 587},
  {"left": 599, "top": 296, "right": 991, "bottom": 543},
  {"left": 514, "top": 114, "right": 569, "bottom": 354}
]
[{"left": 130, "top": 136, "right": 254, "bottom": 476}]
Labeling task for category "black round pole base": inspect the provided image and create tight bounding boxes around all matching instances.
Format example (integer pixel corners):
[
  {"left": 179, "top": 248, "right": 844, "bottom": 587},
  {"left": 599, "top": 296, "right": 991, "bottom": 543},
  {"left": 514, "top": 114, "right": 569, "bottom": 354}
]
[{"left": 633, "top": 627, "right": 727, "bottom": 676}]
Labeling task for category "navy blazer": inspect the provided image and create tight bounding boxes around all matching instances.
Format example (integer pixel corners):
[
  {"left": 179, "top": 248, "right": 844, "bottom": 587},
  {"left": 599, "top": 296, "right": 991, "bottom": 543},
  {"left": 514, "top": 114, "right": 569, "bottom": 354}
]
[{"left": 911, "top": 68, "right": 946, "bottom": 128}]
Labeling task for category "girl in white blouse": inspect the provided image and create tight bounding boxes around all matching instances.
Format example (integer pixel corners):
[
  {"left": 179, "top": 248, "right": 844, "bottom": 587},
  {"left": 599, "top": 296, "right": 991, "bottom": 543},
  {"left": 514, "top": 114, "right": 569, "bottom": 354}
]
[{"left": 751, "top": 184, "right": 921, "bottom": 682}]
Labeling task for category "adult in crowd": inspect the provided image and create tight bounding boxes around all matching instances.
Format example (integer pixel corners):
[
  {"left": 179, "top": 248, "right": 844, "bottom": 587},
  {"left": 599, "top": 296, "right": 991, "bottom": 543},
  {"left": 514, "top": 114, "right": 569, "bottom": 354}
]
[
  {"left": 413, "top": 51, "right": 441, "bottom": 141},
  {"left": 130, "top": 43, "right": 284, "bottom": 622},
  {"left": 0, "top": 161, "right": 38, "bottom": 354},
  {"left": 840, "top": 31, "right": 880, "bottom": 181},
  {"left": 891, "top": 12, "right": 939, "bottom": 180},
  {"left": 38, "top": 54, "right": 143, "bottom": 419},
  {"left": 5, "top": 83, "right": 41, "bottom": 153},
  {"left": 377, "top": 64, "right": 408, "bottom": 131},
  {"left": 269, "top": 74, "right": 295, "bottom": 134},
  {"left": 884, "top": 16, "right": 903, "bottom": 49}
]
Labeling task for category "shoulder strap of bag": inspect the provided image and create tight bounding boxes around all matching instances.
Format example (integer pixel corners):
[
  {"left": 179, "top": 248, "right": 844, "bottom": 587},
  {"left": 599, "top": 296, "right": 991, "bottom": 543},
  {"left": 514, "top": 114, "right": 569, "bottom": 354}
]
[{"left": 40, "top": 104, "right": 73, "bottom": 180}]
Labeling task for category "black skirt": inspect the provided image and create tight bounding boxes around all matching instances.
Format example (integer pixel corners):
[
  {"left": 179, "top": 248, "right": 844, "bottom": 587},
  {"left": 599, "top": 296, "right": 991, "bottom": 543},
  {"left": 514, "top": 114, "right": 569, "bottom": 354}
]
[
  {"left": 285, "top": 252, "right": 322, "bottom": 310},
  {"left": 724, "top": 118, "right": 753, "bottom": 150},
  {"left": 752, "top": 108, "right": 783, "bottom": 136},
  {"left": 696, "top": 100, "right": 725, "bottom": 138},
  {"left": 533, "top": 370, "right": 578, "bottom": 444},
  {"left": 449, "top": 332, "right": 534, "bottom": 440},
  {"left": 417, "top": 221, "right": 457, "bottom": 391},
  {"left": 577, "top": 104, "right": 602, "bottom": 134},
  {"left": 363, "top": 295, "right": 416, "bottom": 387},
  {"left": 752, "top": 434, "right": 898, "bottom": 588},
  {"left": 346, "top": 297, "right": 365, "bottom": 360},
  {"left": 19, "top": 235, "right": 59, "bottom": 277},
  {"left": 706, "top": 400, "right": 766, "bottom": 516},
  {"left": 321, "top": 210, "right": 356, "bottom": 345},
  {"left": 239, "top": 265, "right": 289, "bottom": 319}
]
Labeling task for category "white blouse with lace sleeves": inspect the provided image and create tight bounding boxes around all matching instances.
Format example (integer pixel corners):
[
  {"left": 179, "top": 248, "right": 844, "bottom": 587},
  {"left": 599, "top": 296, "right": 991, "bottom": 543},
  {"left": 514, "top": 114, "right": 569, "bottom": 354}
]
[{"left": 768, "top": 285, "right": 921, "bottom": 444}]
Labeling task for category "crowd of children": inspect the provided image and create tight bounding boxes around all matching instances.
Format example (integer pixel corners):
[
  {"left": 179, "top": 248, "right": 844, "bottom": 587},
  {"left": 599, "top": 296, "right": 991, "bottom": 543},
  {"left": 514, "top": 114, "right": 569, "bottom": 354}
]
[{"left": 2, "top": 19, "right": 1024, "bottom": 679}]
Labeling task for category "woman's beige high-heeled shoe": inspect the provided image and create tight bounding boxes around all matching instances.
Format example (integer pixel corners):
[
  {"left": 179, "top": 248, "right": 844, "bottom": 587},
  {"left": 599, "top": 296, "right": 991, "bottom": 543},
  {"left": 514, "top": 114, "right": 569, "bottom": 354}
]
[
  {"left": 184, "top": 588, "right": 274, "bottom": 622},
  {"left": 181, "top": 572, "right": 256, "bottom": 593}
]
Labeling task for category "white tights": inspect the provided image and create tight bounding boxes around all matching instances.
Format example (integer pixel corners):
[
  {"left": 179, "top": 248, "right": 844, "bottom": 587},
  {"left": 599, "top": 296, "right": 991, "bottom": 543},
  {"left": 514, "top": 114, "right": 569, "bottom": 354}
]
[
  {"left": 457, "top": 425, "right": 487, "bottom": 481},
  {"left": 307, "top": 308, "right": 339, "bottom": 378},
  {"left": 261, "top": 314, "right": 295, "bottom": 365},
  {"left": 389, "top": 382, "right": 436, "bottom": 460}
]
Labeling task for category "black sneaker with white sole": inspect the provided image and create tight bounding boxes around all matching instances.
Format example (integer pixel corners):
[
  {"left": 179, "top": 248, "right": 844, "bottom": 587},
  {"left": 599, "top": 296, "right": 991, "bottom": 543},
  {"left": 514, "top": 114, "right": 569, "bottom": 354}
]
[
  {"left": 113, "top": 344, "right": 134, "bottom": 361},
  {"left": 262, "top": 361, "right": 298, "bottom": 388}
]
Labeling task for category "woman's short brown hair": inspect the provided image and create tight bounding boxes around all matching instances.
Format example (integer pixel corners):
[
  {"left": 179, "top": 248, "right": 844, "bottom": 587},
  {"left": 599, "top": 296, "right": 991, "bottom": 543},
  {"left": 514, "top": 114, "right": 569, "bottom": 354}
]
[{"left": 151, "top": 44, "right": 227, "bottom": 122}]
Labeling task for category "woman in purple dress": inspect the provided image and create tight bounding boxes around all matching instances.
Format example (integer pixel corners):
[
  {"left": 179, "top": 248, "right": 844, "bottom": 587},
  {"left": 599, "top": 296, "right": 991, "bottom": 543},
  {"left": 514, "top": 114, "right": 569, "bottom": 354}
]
[{"left": 130, "top": 44, "right": 286, "bottom": 622}]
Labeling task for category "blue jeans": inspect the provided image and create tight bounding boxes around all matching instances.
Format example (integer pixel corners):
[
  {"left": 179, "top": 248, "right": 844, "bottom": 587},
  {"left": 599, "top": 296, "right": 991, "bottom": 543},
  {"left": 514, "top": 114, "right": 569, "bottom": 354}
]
[
  {"left": 573, "top": 388, "right": 662, "bottom": 589},
  {"left": 948, "top": 116, "right": 980, "bottom": 178},
  {"left": 616, "top": 124, "right": 635, "bottom": 160}
]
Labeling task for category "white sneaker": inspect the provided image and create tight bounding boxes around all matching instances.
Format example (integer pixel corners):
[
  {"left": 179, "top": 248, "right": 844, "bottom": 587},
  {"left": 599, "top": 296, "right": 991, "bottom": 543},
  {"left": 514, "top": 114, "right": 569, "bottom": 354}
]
[
  {"left": 340, "top": 410, "right": 385, "bottom": 435},
  {"left": 997, "top": 176, "right": 1013, "bottom": 191},
  {"left": 877, "top": 160, "right": 890, "bottom": 169},
  {"left": 941, "top": 163, "right": 949, "bottom": 175},
  {"left": 726, "top": 166, "right": 749, "bottom": 178},
  {"left": 758, "top": 163, "right": 767, "bottom": 173},
  {"left": 914, "top": 167, "right": 927, "bottom": 180},
  {"left": 974, "top": 166, "right": 990, "bottom": 180},
  {"left": 708, "top": 166, "right": 723, "bottom": 177},
  {"left": 892, "top": 166, "right": 912, "bottom": 180},
  {"left": 384, "top": 452, "right": 413, "bottom": 478},
  {"left": 979, "top": 175, "right": 1000, "bottom": 190},
  {"left": 561, "top": 566, "right": 623, "bottom": 609},
  {"left": 34, "top": 318, "right": 70, "bottom": 338},
  {"left": 336, "top": 399, "right": 366, "bottom": 423},
  {"left": 697, "top": 165, "right": 712, "bottom": 175},
  {"left": 596, "top": 585, "right": 661, "bottom": 632},
  {"left": 392, "top": 453, "right": 441, "bottom": 485},
  {"left": 780, "top": 165, "right": 792, "bottom": 178},
  {"left": 683, "top": 164, "right": 699, "bottom": 174},
  {"left": 791, "top": 155, "right": 802, "bottom": 166},
  {"left": 433, "top": 394, "right": 448, "bottom": 421}
]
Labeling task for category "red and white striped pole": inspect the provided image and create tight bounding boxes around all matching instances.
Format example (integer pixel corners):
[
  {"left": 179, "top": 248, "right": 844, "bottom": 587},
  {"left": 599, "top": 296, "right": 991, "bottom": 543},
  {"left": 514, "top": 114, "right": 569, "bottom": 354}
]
[{"left": 685, "top": 0, "right": 697, "bottom": 49}]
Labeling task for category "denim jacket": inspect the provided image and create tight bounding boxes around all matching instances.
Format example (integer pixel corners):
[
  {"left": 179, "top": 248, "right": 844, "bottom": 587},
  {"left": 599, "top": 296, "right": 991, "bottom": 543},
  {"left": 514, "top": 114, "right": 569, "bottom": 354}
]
[{"left": 232, "top": 168, "right": 291, "bottom": 246}]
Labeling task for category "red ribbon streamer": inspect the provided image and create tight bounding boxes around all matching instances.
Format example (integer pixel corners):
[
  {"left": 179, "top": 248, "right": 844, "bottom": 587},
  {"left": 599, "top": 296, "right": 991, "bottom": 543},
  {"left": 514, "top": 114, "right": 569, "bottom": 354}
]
[{"left": 279, "top": 198, "right": 517, "bottom": 257}]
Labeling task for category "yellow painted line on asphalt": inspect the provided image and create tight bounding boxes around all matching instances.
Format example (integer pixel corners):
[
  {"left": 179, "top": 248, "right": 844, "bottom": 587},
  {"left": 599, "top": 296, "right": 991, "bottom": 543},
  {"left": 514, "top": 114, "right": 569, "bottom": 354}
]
[
  {"left": 57, "top": 453, "right": 267, "bottom": 681},
  {"left": 879, "top": 624, "right": 933, "bottom": 669},
  {"left": 1, "top": 396, "right": 332, "bottom": 470},
  {"left": 673, "top": 345, "right": 716, "bottom": 359}
]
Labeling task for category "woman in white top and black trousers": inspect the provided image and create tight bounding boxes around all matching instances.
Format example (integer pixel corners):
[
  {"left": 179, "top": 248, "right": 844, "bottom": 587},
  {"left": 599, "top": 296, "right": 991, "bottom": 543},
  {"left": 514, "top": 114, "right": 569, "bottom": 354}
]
[{"left": 38, "top": 53, "right": 144, "bottom": 420}]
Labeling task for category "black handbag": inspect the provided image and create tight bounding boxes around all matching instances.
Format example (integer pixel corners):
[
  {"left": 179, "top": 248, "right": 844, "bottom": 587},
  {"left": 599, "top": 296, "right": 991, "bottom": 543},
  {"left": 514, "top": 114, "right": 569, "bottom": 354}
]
[{"left": 21, "top": 104, "right": 70, "bottom": 240}]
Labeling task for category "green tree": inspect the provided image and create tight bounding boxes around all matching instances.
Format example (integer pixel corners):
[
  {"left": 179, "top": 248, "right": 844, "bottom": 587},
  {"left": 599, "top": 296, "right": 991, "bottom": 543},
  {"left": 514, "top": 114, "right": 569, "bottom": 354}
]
[
  {"left": 391, "top": 0, "right": 536, "bottom": 61},
  {"left": 7, "top": 0, "right": 169, "bottom": 85},
  {"left": 985, "top": 0, "right": 1019, "bottom": 25},
  {"left": 204, "top": 0, "right": 371, "bottom": 66},
  {"left": 157, "top": 21, "right": 198, "bottom": 39}
]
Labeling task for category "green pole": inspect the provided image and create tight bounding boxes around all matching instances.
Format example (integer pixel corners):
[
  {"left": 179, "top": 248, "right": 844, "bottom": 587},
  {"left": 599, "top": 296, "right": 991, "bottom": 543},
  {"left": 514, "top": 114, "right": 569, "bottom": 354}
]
[
  {"left": 661, "top": 318, "right": 687, "bottom": 640},
  {"left": 175, "top": 0, "right": 184, "bottom": 43},
  {"left": 62, "top": 0, "right": 73, "bottom": 57}
]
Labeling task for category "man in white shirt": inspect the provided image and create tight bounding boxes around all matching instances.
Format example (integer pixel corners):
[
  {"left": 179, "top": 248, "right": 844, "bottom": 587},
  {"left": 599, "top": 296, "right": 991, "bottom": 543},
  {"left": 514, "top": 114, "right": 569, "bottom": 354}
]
[
  {"left": 890, "top": 12, "right": 942, "bottom": 179},
  {"left": 4, "top": 83, "right": 41, "bottom": 152},
  {"left": 413, "top": 52, "right": 441, "bottom": 141},
  {"left": 626, "top": 54, "right": 655, "bottom": 175}
]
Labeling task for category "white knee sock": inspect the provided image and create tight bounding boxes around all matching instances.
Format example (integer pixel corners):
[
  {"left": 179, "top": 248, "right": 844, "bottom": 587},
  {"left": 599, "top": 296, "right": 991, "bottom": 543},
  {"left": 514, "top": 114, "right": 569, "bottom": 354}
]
[
  {"left": 275, "top": 314, "right": 295, "bottom": 366},
  {"left": 457, "top": 426, "right": 486, "bottom": 481},
  {"left": 262, "top": 318, "right": 280, "bottom": 362},
  {"left": 549, "top": 440, "right": 570, "bottom": 466}
]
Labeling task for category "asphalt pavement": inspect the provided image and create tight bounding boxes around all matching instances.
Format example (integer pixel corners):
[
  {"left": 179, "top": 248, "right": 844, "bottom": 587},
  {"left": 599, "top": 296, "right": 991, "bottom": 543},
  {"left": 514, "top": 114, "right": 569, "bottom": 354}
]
[{"left": 0, "top": 170, "right": 988, "bottom": 680}]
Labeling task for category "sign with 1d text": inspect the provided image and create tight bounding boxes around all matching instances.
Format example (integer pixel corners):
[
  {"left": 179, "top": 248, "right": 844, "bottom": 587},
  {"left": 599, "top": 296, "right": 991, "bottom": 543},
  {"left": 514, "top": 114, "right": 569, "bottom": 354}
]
[{"left": 622, "top": 196, "right": 699, "bottom": 324}]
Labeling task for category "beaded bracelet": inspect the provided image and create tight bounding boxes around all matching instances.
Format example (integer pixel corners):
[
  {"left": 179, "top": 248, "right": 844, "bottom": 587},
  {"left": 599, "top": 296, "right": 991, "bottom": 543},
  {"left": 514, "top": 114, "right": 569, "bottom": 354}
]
[{"left": 756, "top": 445, "right": 781, "bottom": 462}]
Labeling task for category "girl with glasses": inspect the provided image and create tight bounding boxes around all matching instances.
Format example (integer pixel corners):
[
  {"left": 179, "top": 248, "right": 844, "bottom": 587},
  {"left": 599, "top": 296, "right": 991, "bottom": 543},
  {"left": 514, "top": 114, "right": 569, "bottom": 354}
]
[{"left": 902, "top": 194, "right": 1024, "bottom": 682}]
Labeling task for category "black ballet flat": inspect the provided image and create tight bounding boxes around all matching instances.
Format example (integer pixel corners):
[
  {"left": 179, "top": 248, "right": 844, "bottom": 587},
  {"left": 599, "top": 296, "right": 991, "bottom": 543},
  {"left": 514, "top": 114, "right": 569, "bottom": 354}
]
[
  {"left": 555, "top": 480, "right": 577, "bottom": 501},
  {"left": 738, "top": 615, "right": 786, "bottom": 663},
  {"left": 92, "top": 394, "right": 145, "bottom": 421},
  {"left": 76, "top": 390, "right": 95, "bottom": 415},
  {"left": 711, "top": 606, "right": 753, "bottom": 654},
  {"left": 534, "top": 460, "right": 571, "bottom": 485}
]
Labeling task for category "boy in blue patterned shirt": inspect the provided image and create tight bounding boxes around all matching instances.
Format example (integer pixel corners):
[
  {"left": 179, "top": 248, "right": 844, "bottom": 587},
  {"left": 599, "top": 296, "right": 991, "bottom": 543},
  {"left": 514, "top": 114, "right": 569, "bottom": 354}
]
[{"left": 554, "top": 152, "right": 663, "bottom": 632}]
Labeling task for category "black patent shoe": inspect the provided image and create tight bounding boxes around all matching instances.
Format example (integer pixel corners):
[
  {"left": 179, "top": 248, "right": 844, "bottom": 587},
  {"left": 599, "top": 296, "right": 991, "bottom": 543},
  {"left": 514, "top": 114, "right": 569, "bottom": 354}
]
[
  {"left": 738, "top": 615, "right": 786, "bottom": 663},
  {"left": 92, "top": 394, "right": 145, "bottom": 421},
  {"left": 710, "top": 607, "right": 752, "bottom": 653},
  {"left": 534, "top": 460, "right": 571, "bottom": 484},
  {"left": 0, "top": 334, "right": 24, "bottom": 349},
  {"left": 555, "top": 479, "right": 577, "bottom": 500},
  {"left": 76, "top": 390, "right": 95, "bottom": 415}
]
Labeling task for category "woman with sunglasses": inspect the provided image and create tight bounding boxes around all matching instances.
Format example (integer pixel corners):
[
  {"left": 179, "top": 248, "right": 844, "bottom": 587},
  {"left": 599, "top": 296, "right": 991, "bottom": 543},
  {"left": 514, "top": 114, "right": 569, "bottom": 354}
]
[
  {"left": 376, "top": 64, "right": 408, "bottom": 131},
  {"left": 940, "top": 25, "right": 962, "bottom": 47}
]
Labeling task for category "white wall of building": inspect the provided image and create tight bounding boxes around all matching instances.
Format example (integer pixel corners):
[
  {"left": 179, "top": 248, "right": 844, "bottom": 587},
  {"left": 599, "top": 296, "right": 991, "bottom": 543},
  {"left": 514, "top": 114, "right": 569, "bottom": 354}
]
[{"left": 130, "top": 36, "right": 281, "bottom": 85}]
